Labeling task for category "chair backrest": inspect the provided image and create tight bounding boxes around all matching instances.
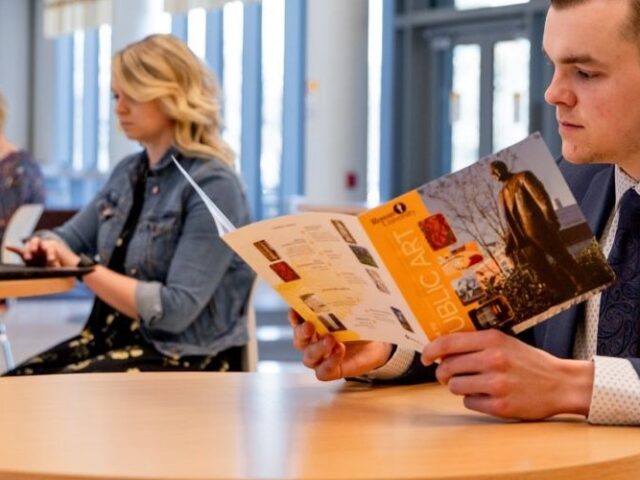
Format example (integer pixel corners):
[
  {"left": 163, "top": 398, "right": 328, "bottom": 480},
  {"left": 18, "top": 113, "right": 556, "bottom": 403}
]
[
  {"left": 34, "top": 208, "right": 77, "bottom": 231},
  {"left": 1, "top": 204, "right": 44, "bottom": 264},
  {"left": 241, "top": 278, "right": 259, "bottom": 372}
]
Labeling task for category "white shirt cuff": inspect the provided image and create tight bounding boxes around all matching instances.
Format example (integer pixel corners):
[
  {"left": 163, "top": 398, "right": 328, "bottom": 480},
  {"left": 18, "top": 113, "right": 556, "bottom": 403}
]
[
  {"left": 587, "top": 356, "right": 640, "bottom": 425},
  {"left": 360, "top": 347, "right": 415, "bottom": 381}
]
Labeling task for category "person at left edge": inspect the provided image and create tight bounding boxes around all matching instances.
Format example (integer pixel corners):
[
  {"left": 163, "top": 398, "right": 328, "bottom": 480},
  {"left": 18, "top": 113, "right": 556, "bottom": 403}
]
[
  {"left": 4, "top": 34, "right": 254, "bottom": 375},
  {"left": 0, "top": 89, "right": 46, "bottom": 314}
]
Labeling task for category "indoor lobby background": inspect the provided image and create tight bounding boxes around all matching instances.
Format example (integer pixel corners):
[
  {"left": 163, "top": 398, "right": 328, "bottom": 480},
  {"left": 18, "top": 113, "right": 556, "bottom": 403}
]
[{"left": 0, "top": 0, "right": 560, "bottom": 373}]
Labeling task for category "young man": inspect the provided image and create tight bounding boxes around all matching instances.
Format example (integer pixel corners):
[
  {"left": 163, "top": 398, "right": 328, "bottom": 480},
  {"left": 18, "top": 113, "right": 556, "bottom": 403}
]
[{"left": 291, "top": 0, "right": 640, "bottom": 425}]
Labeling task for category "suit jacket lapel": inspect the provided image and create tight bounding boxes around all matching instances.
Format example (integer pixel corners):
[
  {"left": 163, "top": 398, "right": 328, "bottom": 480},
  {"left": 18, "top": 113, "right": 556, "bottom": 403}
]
[{"left": 535, "top": 167, "right": 615, "bottom": 358}]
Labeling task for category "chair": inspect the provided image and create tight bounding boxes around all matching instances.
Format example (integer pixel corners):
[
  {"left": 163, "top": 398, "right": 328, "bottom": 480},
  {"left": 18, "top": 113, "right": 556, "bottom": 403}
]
[
  {"left": 0, "top": 203, "right": 44, "bottom": 371},
  {"left": 240, "top": 278, "right": 259, "bottom": 372},
  {"left": 34, "top": 208, "right": 77, "bottom": 231},
  {"left": 1, "top": 204, "right": 44, "bottom": 264}
]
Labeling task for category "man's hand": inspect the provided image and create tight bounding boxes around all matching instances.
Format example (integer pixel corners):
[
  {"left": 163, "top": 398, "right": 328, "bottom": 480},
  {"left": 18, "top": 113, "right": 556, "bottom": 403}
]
[
  {"left": 289, "top": 310, "right": 393, "bottom": 380},
  {"left": 421, "top": 329, "right": 594, "bottom": 420},
  {"left": 6, "top": 237, "right": 79, "bottom": 268}
]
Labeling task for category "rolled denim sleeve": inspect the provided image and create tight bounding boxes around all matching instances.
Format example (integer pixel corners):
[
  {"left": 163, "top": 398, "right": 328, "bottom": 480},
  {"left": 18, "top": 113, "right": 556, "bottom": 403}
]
[
  {"left": 135, "top": 280, "right": 163, "bottom": 323},
  {"left": 138, "top": 161, "right": 250, "bottom": 334}
]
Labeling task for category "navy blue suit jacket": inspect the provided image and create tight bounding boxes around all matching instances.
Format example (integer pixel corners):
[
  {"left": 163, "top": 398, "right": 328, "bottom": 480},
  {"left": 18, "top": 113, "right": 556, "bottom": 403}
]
[{"left": 391, "top": 159, "right": 640, "bottom": 384}]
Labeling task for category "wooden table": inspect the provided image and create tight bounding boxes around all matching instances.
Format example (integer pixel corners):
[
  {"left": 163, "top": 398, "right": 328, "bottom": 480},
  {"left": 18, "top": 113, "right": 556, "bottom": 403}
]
[
  {"left": 1, "top": 372, "right": 639, "bottom": 480},
  {"left": 0, "top": 277, "right": 75, "bottom": 298}
]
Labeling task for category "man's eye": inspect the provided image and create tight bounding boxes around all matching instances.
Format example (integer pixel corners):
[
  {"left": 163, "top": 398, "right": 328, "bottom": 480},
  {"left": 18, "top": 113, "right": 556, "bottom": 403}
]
[{"left": 576, "top": 70, "right": 597, "bottom": 79}]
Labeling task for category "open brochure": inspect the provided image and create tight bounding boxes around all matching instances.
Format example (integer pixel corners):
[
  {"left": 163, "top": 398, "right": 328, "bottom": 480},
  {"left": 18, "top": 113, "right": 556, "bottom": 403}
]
[{"left": 173, "top": 133, "right": 615, "bottom": 352}]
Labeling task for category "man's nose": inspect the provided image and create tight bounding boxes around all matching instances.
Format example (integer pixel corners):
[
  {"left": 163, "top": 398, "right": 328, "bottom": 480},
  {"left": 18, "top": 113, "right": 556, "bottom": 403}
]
[{"left": 544, "top": 73, "right": 576, "bottom": 107}]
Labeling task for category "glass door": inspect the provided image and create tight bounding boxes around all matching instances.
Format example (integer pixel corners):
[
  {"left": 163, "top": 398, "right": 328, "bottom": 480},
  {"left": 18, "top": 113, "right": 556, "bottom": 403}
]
[{"left": 427, "top": 25, "right": 530, "bottom": 173}]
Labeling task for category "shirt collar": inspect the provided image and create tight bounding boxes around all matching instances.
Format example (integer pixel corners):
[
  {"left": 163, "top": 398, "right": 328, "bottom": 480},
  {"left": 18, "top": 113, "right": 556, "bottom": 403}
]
[{"left": 613, "top": 165, "right": 640, "bottom": 209}]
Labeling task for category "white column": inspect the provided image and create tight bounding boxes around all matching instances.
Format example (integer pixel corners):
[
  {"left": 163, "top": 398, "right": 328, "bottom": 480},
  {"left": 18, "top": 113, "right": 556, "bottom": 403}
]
[
  {"left": 304, "top": 0, "right": 368, "bottom": 205},
  {"left": 0, "top": 0, "right": 32, "bottom": 149},
  {"left": 109, "top": 0, "right": 166, "bottom": 165}
]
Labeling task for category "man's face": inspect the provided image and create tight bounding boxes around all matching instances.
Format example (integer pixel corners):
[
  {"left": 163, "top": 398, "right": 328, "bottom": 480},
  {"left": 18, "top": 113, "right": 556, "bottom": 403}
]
[{"left": 543, "top": 0, "right": 640, "bottom": 177}]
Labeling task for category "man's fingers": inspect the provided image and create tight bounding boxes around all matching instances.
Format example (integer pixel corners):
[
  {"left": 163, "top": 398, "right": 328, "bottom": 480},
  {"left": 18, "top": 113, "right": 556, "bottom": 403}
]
[
  {"left": 446, "top": 372, "right": 508, "bottom": 397},
  {"left": 435, "top": 351, "right": 485, "bottom": 385},
  {"left": 422, "top": 329, "right": 508, "bottom": 365},
  {"left": 463, "top": 394, "right": 512, "bottom": 419},
  {"left": 314, "top": 342, "right": 347, "bottom": 380},
  {"left": 302, "top": 335, "right": 336, "bottom": 369},
  {"left": 292, "top": 322, "right": 317, "bottom": 351},
  {"left": 287, "top": 309, "right": 304, "bottom": 327}
]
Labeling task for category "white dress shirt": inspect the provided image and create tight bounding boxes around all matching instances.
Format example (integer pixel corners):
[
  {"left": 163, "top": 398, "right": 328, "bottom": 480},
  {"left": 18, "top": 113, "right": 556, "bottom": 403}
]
[{"left": 574, "top": 166, "right": 640, "bottom": 425}]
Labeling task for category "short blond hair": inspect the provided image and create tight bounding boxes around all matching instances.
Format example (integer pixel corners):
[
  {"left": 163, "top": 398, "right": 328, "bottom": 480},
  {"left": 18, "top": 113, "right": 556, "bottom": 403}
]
[
  {"left": 112, "top": 34, "right": 234, "bottom": 166},
  {"left": 0, "top": 91, "right": 7, "bottom": 132}
]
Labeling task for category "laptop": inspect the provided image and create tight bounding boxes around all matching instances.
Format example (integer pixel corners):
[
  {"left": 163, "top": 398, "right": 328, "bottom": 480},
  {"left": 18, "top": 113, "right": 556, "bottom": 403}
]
[{"left": 0, "top": 264, "right": 94, "bottom": 280}]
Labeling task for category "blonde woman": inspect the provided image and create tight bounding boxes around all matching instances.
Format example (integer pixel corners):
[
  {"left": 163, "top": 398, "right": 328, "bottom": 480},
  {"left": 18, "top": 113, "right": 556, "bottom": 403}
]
[{"left": 5, "top": 35, "right": 254, "bottom": 375}]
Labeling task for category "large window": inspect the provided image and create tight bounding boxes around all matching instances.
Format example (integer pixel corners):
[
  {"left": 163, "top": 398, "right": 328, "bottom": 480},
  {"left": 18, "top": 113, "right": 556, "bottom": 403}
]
[
  {"left": 367, "top": 0, "right": 383, "bottom": 205},
  {"left": 222, "top": 2, "right": 244, "bottom": 172},
  {"left": 260, "top": 0, "right": 285, "bottom": 218},
  {"left": 50, "top": 2, "right": 383, "bottom": 222},
  {"left": 187, "top": 8, "right": 207, "bottom": 59},
  {"left": 97, "top": 25, "right": 112, "bottom": 173},
  {"left": 49, "top": 26, "right": 113, "bottom": 207},
  {"left": 451, "top": 44, "right": 481, "bottom": 171},
  {"left": 183, "top": 0, "right": 287, "bottom": 220},
  {"left": 493, "top": 38, "right": 530, "bottom": 151},
  {"left": 391, "top": 0, "right": 558, "bottom": 194}
]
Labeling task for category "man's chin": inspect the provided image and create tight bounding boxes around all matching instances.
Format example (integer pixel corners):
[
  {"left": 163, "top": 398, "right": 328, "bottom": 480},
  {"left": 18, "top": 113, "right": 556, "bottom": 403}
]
[{"left": 562, "top": 149, "right": 610, "bottom": 166}]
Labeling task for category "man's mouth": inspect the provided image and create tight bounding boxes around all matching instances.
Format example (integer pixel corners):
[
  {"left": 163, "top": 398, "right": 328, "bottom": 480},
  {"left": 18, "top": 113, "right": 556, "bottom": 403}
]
[{"left": 558, "top": 119, "right": 583, "bottom": 129}]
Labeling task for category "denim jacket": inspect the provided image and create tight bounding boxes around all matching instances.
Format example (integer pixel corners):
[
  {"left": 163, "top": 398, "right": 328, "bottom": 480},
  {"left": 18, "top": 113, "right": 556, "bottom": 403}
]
[{"left": 52, "top": 148, "right": 254, "bottom": 358}]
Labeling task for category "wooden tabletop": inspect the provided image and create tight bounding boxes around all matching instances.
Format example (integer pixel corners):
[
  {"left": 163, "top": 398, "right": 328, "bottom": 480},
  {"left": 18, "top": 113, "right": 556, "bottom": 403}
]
[
  {"left": 0, "top": 277, "right": 75, "bottom": 298},
  {"left": 1, "top": 372, "right": 639, "bottom": 480}
]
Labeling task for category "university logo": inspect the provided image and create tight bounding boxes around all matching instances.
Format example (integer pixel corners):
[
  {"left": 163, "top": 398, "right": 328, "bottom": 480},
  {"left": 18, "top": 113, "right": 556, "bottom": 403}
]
[{"left": 393, "top": 203, "right": 407, "bottom": 215}]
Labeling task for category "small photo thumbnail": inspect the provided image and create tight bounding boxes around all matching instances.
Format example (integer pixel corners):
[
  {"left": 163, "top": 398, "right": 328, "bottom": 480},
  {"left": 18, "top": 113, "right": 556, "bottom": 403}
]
[
  {"left": 253, "top": 239, "right": 280, "bottom": 262},
  {"left": 300, "top": 293, "right": 329, "bottom": 314},
  {"left": 452, "top": 274, "right": 484, "bottom": 306},
  {"left": 366, "top": 268, "right": 390, "bottom": 294},
  {"left": 317, "top": 313, "right": 347, "bottom": 332},
  {"left": 469, "top": 295, "right": 514, "bottom": 330},
  {"left": 349, "top": 245, "right": 378, "bottom": 268},
  {"left": 418, "top": 213, "right": 457, "bottom": 251},
  {"left": 390, "top": 307, "right": 414, "bottom": 333},
  {"left": 331, "top": 219, "right": 357, "bottom": 244},
  {"left": 269, "top": 261, "right": 301, "bottom": 282}
]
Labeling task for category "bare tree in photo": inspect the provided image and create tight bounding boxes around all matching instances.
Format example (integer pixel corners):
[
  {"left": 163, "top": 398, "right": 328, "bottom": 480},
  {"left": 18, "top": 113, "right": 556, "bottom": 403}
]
[{"left": 421, "top": 148, "right": 519, "bottom": 277}]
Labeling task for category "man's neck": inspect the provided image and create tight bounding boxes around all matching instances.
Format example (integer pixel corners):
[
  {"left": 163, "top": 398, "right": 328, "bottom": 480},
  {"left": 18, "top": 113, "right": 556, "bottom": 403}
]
[{"left": 617, "top": 160, "right": 640, "bottom": 182}]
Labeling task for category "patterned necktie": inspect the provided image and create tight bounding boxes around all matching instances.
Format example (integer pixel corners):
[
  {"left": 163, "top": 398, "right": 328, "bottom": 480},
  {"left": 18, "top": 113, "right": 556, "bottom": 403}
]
[{"left": 598, "top": 188, "right": 640, "bottom": 357}]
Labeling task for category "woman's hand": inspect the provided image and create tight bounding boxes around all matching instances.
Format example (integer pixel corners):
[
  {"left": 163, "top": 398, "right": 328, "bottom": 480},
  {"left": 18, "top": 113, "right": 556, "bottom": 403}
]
[{"left": 5, "top": 237, "right": 79, "bottom": 268}]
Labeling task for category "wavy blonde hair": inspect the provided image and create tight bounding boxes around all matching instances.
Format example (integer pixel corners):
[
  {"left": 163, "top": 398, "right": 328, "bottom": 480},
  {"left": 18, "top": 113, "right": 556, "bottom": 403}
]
[{"left": 112, "top": 34, "right": 234, "bottom": 166}]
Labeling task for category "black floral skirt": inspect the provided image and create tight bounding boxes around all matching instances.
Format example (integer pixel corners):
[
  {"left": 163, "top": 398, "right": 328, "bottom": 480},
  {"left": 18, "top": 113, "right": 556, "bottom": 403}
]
[{"left": 4, "top": 307, "right": 243, "bottom": 376}]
